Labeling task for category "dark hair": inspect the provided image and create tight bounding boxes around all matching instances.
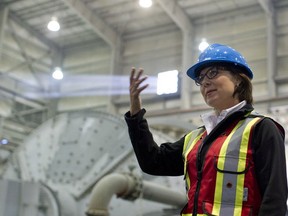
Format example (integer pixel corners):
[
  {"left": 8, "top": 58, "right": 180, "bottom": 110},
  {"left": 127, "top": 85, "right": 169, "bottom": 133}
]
[{"left": 231, "top": 68, "right": 253, "bottom": 104}]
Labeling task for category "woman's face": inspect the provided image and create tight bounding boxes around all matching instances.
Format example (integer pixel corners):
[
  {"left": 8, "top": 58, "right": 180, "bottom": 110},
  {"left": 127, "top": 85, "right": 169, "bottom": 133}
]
[{"left": 198, "top": 66, "right": 240, "bottom": 112}]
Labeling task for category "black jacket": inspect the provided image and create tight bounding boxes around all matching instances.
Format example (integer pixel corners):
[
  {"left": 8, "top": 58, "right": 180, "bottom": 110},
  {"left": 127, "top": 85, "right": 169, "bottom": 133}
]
[{"left": 125, "top": 104, "right": 287, "bottom": 216}]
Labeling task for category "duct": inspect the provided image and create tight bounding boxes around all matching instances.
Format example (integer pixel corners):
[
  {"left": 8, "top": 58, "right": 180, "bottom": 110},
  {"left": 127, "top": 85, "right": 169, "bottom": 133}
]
[
  {"left": 156, "top": 0, "right": 195, "bottom": 109},
  {"left": 86, "top": 173, "right": 187, "bottom": 216},
  {"left": 0, "top": 7, "right": 8, "bottom": 61},
  {"left": 258, "top": 0, "right": 277, "bottom": 97}
]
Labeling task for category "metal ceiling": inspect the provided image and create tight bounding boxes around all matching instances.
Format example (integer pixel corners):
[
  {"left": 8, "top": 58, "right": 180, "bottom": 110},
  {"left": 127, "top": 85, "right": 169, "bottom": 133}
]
[
  {"left": 2, "top": 0, "right": 282, "bottom": 49},
  {"left": 0, "top": 0, "right": 287, "bottom": 151}
]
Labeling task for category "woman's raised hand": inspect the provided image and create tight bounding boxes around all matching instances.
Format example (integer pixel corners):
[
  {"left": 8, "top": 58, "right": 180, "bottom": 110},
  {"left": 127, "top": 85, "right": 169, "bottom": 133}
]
[{"left": 129, "top": 67, "right": 149, "bottom": 115}]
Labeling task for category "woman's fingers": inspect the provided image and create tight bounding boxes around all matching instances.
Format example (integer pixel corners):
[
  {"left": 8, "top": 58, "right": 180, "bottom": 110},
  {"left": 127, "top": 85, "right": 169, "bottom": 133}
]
[
  {"left": 129, "top": 67, "right": 148, "bottom": 115},
  {"left": 138, "top": 83, "right": 149, "bottom": 93},
  {"left": 130, "top": 68, "right": 144, "bottom": 83},
  {"left": 135, "top": 68, "right": 144, "bottom": 80},
  {"left": 129, "top": 67, "right": 148, "bottom": 94},
  {"left": 130, "top": 67, "right": 136, "bottom": 84}
]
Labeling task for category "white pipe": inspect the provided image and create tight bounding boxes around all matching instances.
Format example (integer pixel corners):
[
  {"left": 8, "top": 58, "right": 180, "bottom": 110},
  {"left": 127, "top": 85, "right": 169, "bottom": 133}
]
[
  {"left": 142, "top": 181, "right": 187, "bottom": 207},
  {"left": 86, "top": 173, "right": 138, "bottom": 216},
  {"left": 86, "top": 173, "right": 187, "bottom": 216}
]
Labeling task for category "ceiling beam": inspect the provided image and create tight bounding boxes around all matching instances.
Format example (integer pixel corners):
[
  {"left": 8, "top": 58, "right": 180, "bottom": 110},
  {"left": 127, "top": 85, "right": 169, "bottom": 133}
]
[
  {"left": 10, "top": 28, "right": 45, "bottom": 89},
  {"left": 9, "top": 11, "right": 60, "bottom": 52},
  {"left": 61, "top": 0, "right": 119, "bottom": 48},
  {"left": 155, "top": 0, "right": 193, "bottom": 32},
  {"left": 0, "top": 73, "right": 46, "bottom": 109},
  {"left": 258, "top": 0, "right": 275, "bottom": 16}
]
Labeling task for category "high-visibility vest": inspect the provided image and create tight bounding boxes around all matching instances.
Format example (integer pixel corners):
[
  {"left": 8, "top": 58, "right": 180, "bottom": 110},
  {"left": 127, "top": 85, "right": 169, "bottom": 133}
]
[{"left": 182, "top": 115, "right": 263, "bottom": 216}]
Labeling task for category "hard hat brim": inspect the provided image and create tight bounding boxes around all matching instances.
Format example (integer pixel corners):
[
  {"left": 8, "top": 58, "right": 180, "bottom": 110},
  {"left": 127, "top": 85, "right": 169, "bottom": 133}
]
[{"left": 187, "top": 59, "right": 253, "bottom": 80}]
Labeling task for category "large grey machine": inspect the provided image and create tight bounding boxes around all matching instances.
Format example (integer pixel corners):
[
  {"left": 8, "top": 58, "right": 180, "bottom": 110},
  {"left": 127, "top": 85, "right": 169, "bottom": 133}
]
[{"left": 0, "top": 110, "right": 187, "bottom": 216}]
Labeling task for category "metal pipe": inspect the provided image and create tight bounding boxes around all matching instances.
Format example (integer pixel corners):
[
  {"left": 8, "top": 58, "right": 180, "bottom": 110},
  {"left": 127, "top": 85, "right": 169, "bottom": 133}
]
[
  {"left": 86, "top": 173, "right": 139, "bottom": 216},
  {"left": 86, "top": 173, "right": 187, "bottom": 216},
  {"left": 142, "top": 180, "right": 187, "bottom": 207}
]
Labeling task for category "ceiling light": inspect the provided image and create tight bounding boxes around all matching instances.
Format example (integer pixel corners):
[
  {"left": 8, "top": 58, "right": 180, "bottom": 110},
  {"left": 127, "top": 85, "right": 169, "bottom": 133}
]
[
  {"left": 1, "top": 138, "right": 9, "bottom": 145},
  {"left": 52, "top": 67, "right": 63, "bottom": 80},
  {"left": 47, "top": 16, "right": 60, "bottom": 32},
  {"left": 139, "top": 0, "right": 153, "bottom": 8},
  {"left": 198, "top": 38, "right": 209, "bottom": 52}
]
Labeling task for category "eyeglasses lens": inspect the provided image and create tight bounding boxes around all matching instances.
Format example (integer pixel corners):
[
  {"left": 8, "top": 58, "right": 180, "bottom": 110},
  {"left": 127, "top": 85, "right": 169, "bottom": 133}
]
[{"left": 195, "top": 69, "right": 219, "bottom": 86}]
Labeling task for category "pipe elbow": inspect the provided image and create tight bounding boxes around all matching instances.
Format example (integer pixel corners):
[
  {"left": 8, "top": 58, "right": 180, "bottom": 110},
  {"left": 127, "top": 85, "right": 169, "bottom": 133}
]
[{"left": 86, "top": 173, "right": 141, "bottom": 216}]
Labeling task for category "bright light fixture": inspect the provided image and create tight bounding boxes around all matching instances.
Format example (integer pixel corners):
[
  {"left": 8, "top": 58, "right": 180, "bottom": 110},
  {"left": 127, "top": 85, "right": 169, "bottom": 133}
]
[
  {"left": 198, "top": 38, "right": 209, "bottom": 52},
  {"left": 1, "top": 138, "right": 8, "bottom": 145},
  {"left": 139, "top": 0, "right": 153, "bottom": 8},
  {"left": 52, "top": 67, "right": 63, "bottom": 80},
  {"left": 157, "top": 70, "right": 178, "bottom": 95},
  {"left": 47, "top": 17, "right": 60, "bottom": 32}
]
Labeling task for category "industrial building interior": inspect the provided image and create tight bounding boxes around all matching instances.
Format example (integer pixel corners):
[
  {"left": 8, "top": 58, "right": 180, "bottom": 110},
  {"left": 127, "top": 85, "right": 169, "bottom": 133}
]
[{"left": 0, "top": 0, "right": 288, "bottom": 215}]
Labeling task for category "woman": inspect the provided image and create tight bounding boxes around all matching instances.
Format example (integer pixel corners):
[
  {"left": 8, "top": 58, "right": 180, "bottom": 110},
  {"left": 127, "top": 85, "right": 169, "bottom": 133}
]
[{"left": 124, "top": 43, "right": 287, "bottom": 216}]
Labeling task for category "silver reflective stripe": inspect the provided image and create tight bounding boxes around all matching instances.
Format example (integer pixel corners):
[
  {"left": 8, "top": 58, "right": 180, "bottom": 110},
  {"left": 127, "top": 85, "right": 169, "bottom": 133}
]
[
  {"left": 183, "top": 127, "right": 205, "bottom": 175},
  {"left": 218, "top": 117, "right": 259, "bottom": 216},
  {"left": 183, "top": 127, "right": 205, "bottom": 154},
  {"left": 183, "top": 127, "right": 205, "bottom": 193}
]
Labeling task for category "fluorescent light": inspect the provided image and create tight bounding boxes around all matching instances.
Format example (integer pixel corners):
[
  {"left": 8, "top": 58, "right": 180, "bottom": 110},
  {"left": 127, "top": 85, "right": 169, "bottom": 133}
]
[
  {"left": 198, "top": 38, "right": 209, "bottom": 52},
  {"left": 47, "top": 17, "right": 60, "bottom": 32},
  {"left": 139, "top": 0, "right": 153, "bottom": 8},
  {"left": 157, "top": 70, "right": 178, "bottom": 95},
  {"left": 52, "top": 67, "right": 63, "bottom": 80}
]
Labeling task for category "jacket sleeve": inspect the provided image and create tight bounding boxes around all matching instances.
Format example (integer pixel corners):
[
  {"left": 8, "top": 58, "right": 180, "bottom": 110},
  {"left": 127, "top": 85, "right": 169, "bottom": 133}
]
[
  {"left": 124, "top": 109, "right": 185, "bottom": 176},
  {"left": 253, "top": 118, "right": 288, "bottom": 216}
]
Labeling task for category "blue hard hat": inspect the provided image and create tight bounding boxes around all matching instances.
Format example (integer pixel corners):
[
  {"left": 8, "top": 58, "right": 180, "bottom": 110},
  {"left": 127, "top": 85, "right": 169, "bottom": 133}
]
[{"left": 187, "top": 43, "right": 253, "bottom": 80}]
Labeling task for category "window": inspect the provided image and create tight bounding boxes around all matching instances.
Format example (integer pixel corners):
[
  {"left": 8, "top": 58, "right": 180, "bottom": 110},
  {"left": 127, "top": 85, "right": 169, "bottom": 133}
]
[{"left": 157, "top": 70, "right": 179, "bottom": 95}]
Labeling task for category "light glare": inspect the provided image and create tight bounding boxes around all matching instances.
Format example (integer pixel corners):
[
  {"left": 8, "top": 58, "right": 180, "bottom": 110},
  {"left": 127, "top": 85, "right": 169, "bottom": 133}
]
[
  {"left": 139, "top": 0, "right": 153, "bottom": 8},
  {"left": 52, "top": 67, "right": 63, "bottom": 80},
  {"left": 198, "top": 38, "right": 209, "bottom": 52},
  {"left": 24, "top": 75, "right": 159, "bottom": 98},
  {"left": 157, "top": 70, "right": 178, "bottom": 95},
  {"left": 47, "top": 17, "right": 60, "bottom": 32},
  {"left": 1, "top": 138, "right": 8, "bottom": 145}
]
